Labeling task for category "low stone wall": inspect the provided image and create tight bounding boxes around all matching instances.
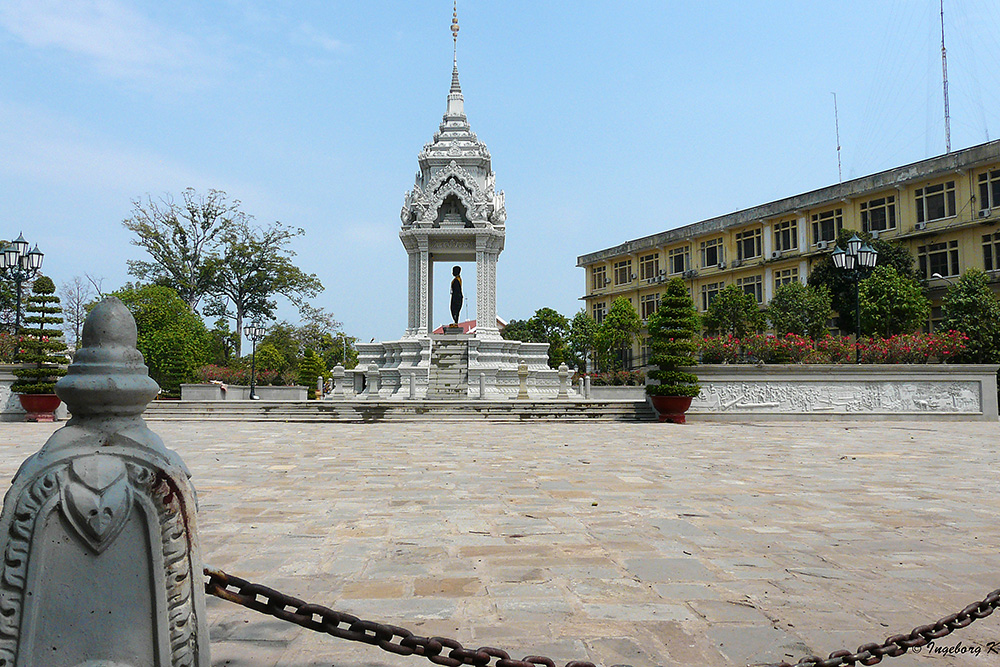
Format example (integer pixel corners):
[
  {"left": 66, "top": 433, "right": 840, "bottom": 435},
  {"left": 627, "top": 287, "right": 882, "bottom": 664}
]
[
  {"left": 689, "top": 364, "right": 999, "bottom": 421},
  {"left": 180, "top": 384, "right": 308, "bottom": 401}
]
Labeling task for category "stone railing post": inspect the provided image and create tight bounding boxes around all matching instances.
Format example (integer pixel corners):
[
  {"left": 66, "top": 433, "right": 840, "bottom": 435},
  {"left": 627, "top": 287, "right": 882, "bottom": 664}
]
[
  {"left": 363, "top": 363, "right": 380, "bottom": 399},
  {"left": 557, "top": 362, "right": 569, "bottom": 398},
  {"left": 409, "top": 372, "right": 417, "bottom": 399},
  {"left": 516, "top": 360, "right": 529, "bottom": 400},
  {"left": 331, "top": 364, "right": 346, "bottom": 398},
  {"left": 584, "top": 374, "right": 592, "bottom": 399},
  {"left": 0, "top": 297, "right": 210, "bottom": 666}
]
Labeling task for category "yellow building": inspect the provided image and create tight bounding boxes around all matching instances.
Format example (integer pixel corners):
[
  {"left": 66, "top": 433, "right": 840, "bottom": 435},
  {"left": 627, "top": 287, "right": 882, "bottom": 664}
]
[{"left": 577, "top": 139, "right": 1000, "bottom": 368}]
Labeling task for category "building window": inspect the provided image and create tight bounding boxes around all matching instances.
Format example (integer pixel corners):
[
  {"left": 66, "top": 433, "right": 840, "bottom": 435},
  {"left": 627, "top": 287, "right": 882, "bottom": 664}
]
[
  {"left": 736, "top": 228, "right": 762, "bottom": 261},
  {"left": 915, "top": 181, "right": 956, "bottom": 223},
  {"left": 668, "top": 246, "right": 689, "bottom": 274},
  {"left": 918, "top": 240, "right": 959, "bottom": 279},
  {"left": 984, "top": 233, "right": 1000, "bottom": 271},
  {"left": 737, "top": 275, "right": 763, "bottom": 304},
  {"left": 591, "top": 265, "right": 607, "bottom": 291},
  {"left": 700, "top": 281, "right": 724, "bottom": 311},
  {"left": 613, "top": 259, "right": 632, "bottom": 286},
  {"left": 773, "top": 219, "right": 798, "bottom": 252},
  {"left": 592, "top": 301, "right": 607, "bottom": 325},
  {"left": 861, "top": 195, "right": 897, "bottom": 233},
  {"left": 700, "top": 238, "right": 724, "bottom": 268},
  {"left": 811, "top": 208, "right": 843, "bottom": 244},
  {"left": 979, "top": 169, "right": 1000, "bottom": 211},
  {"left": 639, "top": 253, "right": 660, "bottom": 281},
  {"left": 774, "top": 267, "right": 799, "bottom": 291},
  {"left": 640, "top": 337, "right": 652, "bottom": 367},
  {"left": 640, "top": 293, "right": 660, "bottom": 320}
]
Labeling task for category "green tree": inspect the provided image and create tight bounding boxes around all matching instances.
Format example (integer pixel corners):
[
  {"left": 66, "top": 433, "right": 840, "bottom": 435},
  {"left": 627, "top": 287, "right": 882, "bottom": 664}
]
[
  {"left": 595, "top": 297, "right": 641, "bottom": 371},
  {"left": 766, "top": 282, "right": 833, "bottom": 338},
  {"left": 12, "top": 276, "right": 69, "bottom": 394},
  {"left": 113, "top": 284, "right": 211, "bottom": 396},
  {"left": 702, "top": 284, "right": 764, "bottom": 337},
  {"left": 857, "top": 265, "right": 930, "bottom": 337},
  {"left": 501, "top": 307, "right": 570, "bottom": 368},
  {"left": 646, "top": 277, "right": 700, "bottom": 397},
  {"left": 568, "top": 309, "right": 598, "bottom": 371},
  {"left": 940, "top": 268, "right": 1000, "bottom": 363},
  {"left": 297, "top": 348, "right": 326, "bottom": 399},
  {"left": 123, "top": 188, "right": 243, "bottom": 310},
  {"left": 204, "top": 220, "right": 323, "bottom": 356},
  {"left": 808, "top": 229, "right": 917, "bottom": 334}
]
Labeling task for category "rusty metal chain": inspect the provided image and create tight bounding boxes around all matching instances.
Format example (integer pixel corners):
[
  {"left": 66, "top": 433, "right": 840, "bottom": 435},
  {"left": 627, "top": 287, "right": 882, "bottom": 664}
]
[
  {"left": 204, "top": 567, "right": 597, "bottom": 667},
  {"left": 763, "top": 587, "right": 1000, "bottom": 667},
  {"left": 205, "top": 567, "right": 1000, "bottom": 667}
]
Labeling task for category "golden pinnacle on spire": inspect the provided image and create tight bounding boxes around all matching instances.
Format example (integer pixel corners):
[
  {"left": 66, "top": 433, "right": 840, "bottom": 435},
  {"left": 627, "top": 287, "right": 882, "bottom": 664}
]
[{"left": 451, "top": 1, "right": 460, "bottom": 63}]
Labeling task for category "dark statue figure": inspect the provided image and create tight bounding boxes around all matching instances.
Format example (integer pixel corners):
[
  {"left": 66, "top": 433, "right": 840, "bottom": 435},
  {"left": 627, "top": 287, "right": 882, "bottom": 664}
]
[{"left": 450, "top": 265, "right": 463, "bottom": 325}]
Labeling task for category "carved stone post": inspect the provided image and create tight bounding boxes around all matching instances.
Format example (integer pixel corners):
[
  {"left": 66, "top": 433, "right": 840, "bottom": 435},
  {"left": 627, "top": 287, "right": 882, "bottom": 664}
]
[
  {"left": 557, "top": 362, "right": 569, "bottom": 398},
  {"left": 585, "top": 374, "right": 592, "bottom": 399},
  {"left": 409, "top": 372, "right": 417, "bottom": 399},
  {"left": 331, "top": 365, "right": 346, "bottom": 398},
  {"left": 0, "top": 297, "right": 210, "bottom": 666},
  {"left": 516, "top": 360, "right": 529, "bottom": 400},
  {"left": 363, "top": 363, "right": 380, "bottom": 399}
]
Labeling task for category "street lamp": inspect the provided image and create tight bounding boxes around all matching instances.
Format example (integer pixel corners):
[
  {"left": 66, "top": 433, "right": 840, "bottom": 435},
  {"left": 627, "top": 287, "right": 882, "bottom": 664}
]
[
  {"left": 831, "top": 234, "right": 878, "bottom": 363},
  {"left": 0, "top": 233, "right": 44, "bottom": 331},
  {"left": 242, "top": 321, "right": 266, "bottom": 400}
]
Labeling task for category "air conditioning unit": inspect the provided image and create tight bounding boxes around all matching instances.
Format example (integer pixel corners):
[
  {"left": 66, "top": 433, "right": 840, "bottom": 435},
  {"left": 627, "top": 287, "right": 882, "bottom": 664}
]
[
  {"left": 816, "top": 241, "right": 829, "bottom": 250},
  {"left": 682, "top": 269, "right": 698, "bottom": 279},
  {"left": 980, "top": 209, "right": 992, "bottom": 219},
  {"left": 731, "top": 259, "right": 742, "bottom": 268},
  {"left": 604, "top": 278, "right": 611, "bottom": 286},
  {"left": 871, "top": 230, "right": 881, "bottom": 239},
  {"left": 770, "top": 250, "right": 782, "bottom": 260},
  {"left": 658, "top": 269, "right": 666, "bottom": 275},
  {"left": 916, "top": 221, "right": 927, "bottom": 230},
  {"left": 657, "top": 276, "right": 666, "bottom": 283},
  {"left": 717, "top": 261, "right": 727, "bottom": 270},
  {"left": 631, "top": 273, "right": 637, "bottom": 280}
]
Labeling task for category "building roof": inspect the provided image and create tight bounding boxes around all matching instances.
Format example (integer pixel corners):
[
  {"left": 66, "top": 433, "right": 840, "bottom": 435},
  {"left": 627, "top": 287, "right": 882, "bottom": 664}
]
[
  {"left": 432, "top": 317, "right": 508, "bottom": 335},
  {"left": 577, "top": 139, "right": 1000, "bottom": 266}
]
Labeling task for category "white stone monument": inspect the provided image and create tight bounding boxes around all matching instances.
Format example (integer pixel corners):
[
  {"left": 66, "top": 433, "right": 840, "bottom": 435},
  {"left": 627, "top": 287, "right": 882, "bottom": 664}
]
[{"left": 354, "top": 16, "right": 559, "bottom": 399}]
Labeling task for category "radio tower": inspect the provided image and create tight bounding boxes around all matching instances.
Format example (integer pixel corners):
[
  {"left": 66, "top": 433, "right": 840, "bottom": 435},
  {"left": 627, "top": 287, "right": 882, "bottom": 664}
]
[{"left": 941, "top": 0, "right": 951, "bottom": 154}]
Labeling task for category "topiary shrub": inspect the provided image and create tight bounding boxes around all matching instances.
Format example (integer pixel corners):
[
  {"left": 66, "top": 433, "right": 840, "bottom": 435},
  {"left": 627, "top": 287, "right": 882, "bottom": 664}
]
[
  {"left": 11, "top": 276, "right": 69, "bottom": 394},
  {"left": 646, "top": 277, "right": 700, "bottom": 397}
]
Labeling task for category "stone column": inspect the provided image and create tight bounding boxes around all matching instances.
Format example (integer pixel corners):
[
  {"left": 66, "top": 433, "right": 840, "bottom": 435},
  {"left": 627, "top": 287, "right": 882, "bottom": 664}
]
[
  {"left": 516, "top": 360, "right": 529, "bottom": 400},
  {"left": 419, "top": 247, "right": 431, "bottom": 336},
  {"left": 475, "top": 242, "right": 500, "bottom": 339},
  {"left": 557, "top": 362, "right": 569, "bottom": 398},
  {"left": 331, "top": 365, "right": 346, "bottom": 398},
  {"left": 0, "top": 297, "right": 210, "bottom": 666}
]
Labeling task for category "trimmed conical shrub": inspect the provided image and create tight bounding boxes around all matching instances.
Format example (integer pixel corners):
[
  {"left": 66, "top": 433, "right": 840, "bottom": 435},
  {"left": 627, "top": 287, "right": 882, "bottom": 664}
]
[
  {"left": 11, "top": 276, "right": 69, "bottom": 394},
  {"left": 646, "top": 277, "right": 700, "bottom": 397}
]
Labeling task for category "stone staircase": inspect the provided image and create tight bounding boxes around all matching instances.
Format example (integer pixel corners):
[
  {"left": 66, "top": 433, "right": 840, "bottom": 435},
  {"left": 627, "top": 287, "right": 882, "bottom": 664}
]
[
  {"left": 425, "top": 339, "right": 469, "bottom": 399},
  {"left": 143, "top": 399, "right": 657, "bottom": 422}
]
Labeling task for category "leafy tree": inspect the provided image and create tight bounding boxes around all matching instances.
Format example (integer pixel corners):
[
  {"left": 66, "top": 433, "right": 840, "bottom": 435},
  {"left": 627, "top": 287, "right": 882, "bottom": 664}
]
[
  {"left": 940, "top": 268, "right": 1000, "bottom": 363},
  {"left": 501, "top": 307, "right": 570, "bottom": 368},
  {"left": 203, "top": 220, "right": 323, "bottom": 356},
  {"left": 646, "top": 277, "right": 700, "bottom": 397},
  {"left": 596, "top": 297, "right": 641, "bottom": 371},
  {"left": 568, "top": 309, "right": 598, "bottom": 371},
  {"left": 808, "top": 229, "right": 916, "bottom": 334},
  {"left": 123, "top": 188, "right": 243, "bottom": 310},
  {"left": 297, "top": 348, "right": 326, "bottom": 399},
  {"left": 857, "top": 265, "right": 930, "bottom": 337},
  {"left": 113, "top": 284, "right": 211, "bottom": 396},
  {"left": 59, "top": 276, "right": 96, "bottom": 350},
  {"left": 703, "top": 284, "right": 764, "bottom": 337},
  {"left": 12, "top": 276, "right": 69, "bottom": 394},
  {"left": 766, "top": 282, "right": 832, "bottom": 338}
]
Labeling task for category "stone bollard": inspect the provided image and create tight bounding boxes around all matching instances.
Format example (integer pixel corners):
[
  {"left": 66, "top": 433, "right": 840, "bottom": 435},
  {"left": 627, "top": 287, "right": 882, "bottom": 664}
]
[
  {"left": 0, "top": 297, "right": 210, "bottom": 666},
  {"left": 317, "top": 376, "right": 324, "bottom": 398},
  {"left": 409, "top": 372, "right": 417, "bottom": 399},
  {"left": 584, "top": 374, "right": 592, "bottom": 399},
  {"left": 331, "top": 365, "right": 345, "bottom": 398},
  {"left": 479, "top": 372, "right": 486, "bottom": 400},
  {"left": 557, "top": 362, "right": 569, "bottom": 398},
  {"left": 363, "top": 363, "right": 380, "bottom": 399},
  {"left": 516, "top": 359, "right": 529, "bottom": 400}
]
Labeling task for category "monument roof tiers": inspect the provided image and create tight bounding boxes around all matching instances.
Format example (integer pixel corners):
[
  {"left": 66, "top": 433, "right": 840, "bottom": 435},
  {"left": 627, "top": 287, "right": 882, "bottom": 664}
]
[{"left": 399, "top": 5, "right": 505, "bottom": 232}]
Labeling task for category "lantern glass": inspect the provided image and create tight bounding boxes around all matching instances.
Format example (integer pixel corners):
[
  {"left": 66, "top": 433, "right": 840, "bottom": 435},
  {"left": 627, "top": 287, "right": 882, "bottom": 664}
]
[
  {"left": 846, "top": 234, "right": 863, "bottom": 256},
  {"left": 2, "top": 245, "right": 18, "bottom": 267},
  {"left": 12, "top": 234, "right": 28, "bottom": 257},
  {"left": 831, "top": 246, "right": 846, "bottom": 269},
  {"left": 858, "top": 243, "right": 878, "bottom": 269},
  {"left": 844, "top": 253, "right": 857, "bottom": 271},
  {"left": 26, "top": 245, "right": 43, "bottom": 270}
]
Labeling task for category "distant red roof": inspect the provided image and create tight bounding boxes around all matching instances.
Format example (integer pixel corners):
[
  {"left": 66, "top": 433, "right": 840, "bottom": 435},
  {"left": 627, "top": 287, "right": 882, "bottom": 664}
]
[{"left": 432, "top": 317, "right": 507, "bottom": 335}]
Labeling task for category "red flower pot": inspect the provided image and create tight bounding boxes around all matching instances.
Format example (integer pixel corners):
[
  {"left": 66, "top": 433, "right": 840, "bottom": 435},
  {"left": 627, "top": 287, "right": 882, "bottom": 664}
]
[
  {"left": 649, "top": 395, "right": 693, "bottom": 424},
  {"left": 17, "top": 394, "right": 62, "bottom": 422}
]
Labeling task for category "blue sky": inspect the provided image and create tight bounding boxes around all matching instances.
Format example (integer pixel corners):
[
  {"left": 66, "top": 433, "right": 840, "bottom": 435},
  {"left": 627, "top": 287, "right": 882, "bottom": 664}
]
[{"left": 2, "top": 1, "right": 1000, "bottom": 344}]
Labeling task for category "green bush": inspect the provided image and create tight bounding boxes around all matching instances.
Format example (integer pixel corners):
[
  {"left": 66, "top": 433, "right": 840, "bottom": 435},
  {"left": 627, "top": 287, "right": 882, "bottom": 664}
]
[
  {"left": 11, "top": 276, "right": 69, "bottom": 394},
  {"left": 646, "top": 278, "right": 700, "bottom": 397},
  {"left": 940, "top": 269, "right": 1000, "bottom": 363}
]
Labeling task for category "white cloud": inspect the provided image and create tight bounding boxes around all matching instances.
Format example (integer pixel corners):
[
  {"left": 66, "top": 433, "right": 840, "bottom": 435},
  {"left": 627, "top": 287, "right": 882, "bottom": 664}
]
[{"left": 0, "top": 0, "right": 219, "bottom": 85}]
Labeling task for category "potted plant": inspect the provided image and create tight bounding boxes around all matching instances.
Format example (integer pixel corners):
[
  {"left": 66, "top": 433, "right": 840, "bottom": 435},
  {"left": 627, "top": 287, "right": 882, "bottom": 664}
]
[
  {"left": 12, "top": 276, "right": 69, "bottom": 421},
  {"left": 646, "top": 277, "right": 700, "bottom": 423}
]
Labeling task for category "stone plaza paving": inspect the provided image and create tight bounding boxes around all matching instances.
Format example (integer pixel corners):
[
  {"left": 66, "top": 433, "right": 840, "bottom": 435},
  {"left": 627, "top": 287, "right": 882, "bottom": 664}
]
[{"left": 2, "top": 419, "right": 999, "bottom": 667}]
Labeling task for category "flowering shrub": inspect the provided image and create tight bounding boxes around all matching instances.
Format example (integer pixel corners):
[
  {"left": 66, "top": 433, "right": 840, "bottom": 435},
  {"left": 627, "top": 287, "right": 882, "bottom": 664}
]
[
  {"left": 698, "top": 334, "right": 741, "bottom": 364},
  {"left": 0, "top": 333, "right": 17, "bottom": 363},
  {"left": 589, "top": 370, "right": 645, "bottom": 386},
  {"left": 696, "top": 331, "right": 968, "bottom": 365}
]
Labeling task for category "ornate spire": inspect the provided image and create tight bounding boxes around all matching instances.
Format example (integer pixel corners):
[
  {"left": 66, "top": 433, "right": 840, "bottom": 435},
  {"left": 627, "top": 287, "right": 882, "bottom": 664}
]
[{"left": 451, "top": 1, "right": 460, "bottom": 65}]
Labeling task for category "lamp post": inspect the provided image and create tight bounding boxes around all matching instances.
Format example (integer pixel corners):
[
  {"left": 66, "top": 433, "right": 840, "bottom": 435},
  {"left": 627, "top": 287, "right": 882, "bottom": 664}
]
[
  {"left": 0, "top": 233, "right": 44, "bottom": 331},
  {"left": 831, "top": 234, "right": 878, "bottom": 363},
  {"left": 242, "top": 321, "right": 266, "bottom": 400}
]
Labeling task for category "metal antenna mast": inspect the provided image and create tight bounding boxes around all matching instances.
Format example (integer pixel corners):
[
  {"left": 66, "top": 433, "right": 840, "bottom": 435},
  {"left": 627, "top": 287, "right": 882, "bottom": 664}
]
[
  {"left": 941, "top": 0, "right": 951, "bottom": 153},
  {"left": 832, "top": 92, "right": 842, "bottom": 183}
]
